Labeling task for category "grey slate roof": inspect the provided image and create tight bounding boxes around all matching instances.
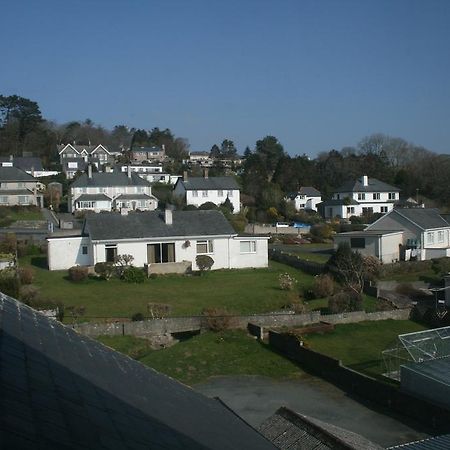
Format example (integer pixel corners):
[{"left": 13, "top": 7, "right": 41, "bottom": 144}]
[
  {"left": 58, "top": 144, "right": 111, "bottom": 155},
  {"left": 177, "top": 176, "right": 240, "bottom": 191},
  {"left": 320, "top": 199, "right": 360, "bottom": 206},
  {"left": 0, "top": 189, "right": 35, "bottom": 196},
  {"left": 0, "top": 293, "right": 276, "bottom": 449},
  {"left": 334, "top": 176, "right": 400, "bottom": 193},
  {"left": 115, "top": 193, "right": 155, "bottom": 200},
  {"left": 388, "top": 434, "right": 450, "bottom": 449},
  {"left": 76, "top": 193, "right": 112, "bottom": 202},
  {"left": 0, "top": 157, "right": 43, "bottom": 172},
  {"left": 393, "top": 208, "right": 450, "bottom": 230},
  {"left": 71, "top": 172, "right": 151, "bottom": 188},
  {"left": 84, "top": 210, "right": 236, "bottom": 241},
  {"left": 287, "top": 187, "right": 321, "bottom": 199},
  {"left": 259, "top": 407, "right": 383, "bottom": 450},
  {"left": 0, "top": 166, "right": 37, "bottom": 182}
]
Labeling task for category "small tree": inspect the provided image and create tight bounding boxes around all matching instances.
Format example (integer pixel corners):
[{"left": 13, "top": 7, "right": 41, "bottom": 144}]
[
  {"left": 94, "top": 262, "right": 115, "bottom": 280},
  {"left": 196, "top": 255, "right": 214, "bottom": 273},
  {"left": 114, "top": 254, "right": 134, "bottom": 277},
  {"left": 328, "top": 290, "right": 363, "bottom": 313},
  {"left": 312, "top": 274, "right": 335, "bottom": 298},
  {"left": 147, "top": 303, "right": 171, "bottom": 319}
]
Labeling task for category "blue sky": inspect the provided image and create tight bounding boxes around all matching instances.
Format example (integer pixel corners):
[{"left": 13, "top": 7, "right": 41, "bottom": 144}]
[{"left": 2, "top": 0, "right": 450, "bottom": 155}]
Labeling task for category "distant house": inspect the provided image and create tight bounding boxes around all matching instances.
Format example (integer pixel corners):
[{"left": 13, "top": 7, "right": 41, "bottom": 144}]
[
  {"left": 131, "top": 145, "right": 166, "bottom": 163},
  {"left": 320, "top": 175, "right": 400, "bottom": 219},
  {"left": 334, "top": 208, "right": 450, "bottom": 263},
  {"left": 58, "top": 144, "right": 114, "bottom": 178},
  {"left": 0, "top": 166, "right": 44, "bottom": 208},
  {"left": 188, "top": 151, "right": 213, "bottom": 167},
  {"left": 286, "top": 187, "right": 322, "bottom": 212},
  {"left": 69, "top": 166, "right": 158, "bottom": 213},
  {"left": 173, "top": 171, "right": 241, "bottom": 213},
  {"left": 118, "top": 164, "right": 174, "bottom": 184},
  {"left": 0, "top": 156, "right": 59, "bottom": 178},
  {"left": 47, "top": 209, "right": 269, "bottom": 271}
]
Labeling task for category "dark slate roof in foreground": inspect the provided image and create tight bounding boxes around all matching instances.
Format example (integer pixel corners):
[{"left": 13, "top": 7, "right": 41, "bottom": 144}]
[
  {"left": 84, "top": 210, "right": 236, "bottom": 241},
  {"left": 0, "top": 294, "right": 276, "bottom": 450},
  {"left": 388, "top": 434, "right": 450, "bottom": 449},
  {"left": 71, "top": 172, "right": 150, "bottom": 188},
  {"left": 393, "top": 208, "right": 450, "bottom": 230},
  {"left": 259, "top": 407, "right": 383, "bottom": 450},
  {"left": 334, "top": 176, "right": 400, "bottom": 193},
  {"left": 178, "top": 176, "right": 240, "bottom": 191},
  {"left": 0, "top": 166, "right": 37, "bottom": 182}
]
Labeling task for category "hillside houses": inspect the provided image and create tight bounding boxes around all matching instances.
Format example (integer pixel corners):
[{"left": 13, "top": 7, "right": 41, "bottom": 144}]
[
  {"left": 0, "top": 166, "right": 44, "bottom": 207},
  {"left": 286, "top": 187, "right": 322, "bottom": 212},
  {"left": 69, "top": 166, "right": 158, "bottom": 213}
]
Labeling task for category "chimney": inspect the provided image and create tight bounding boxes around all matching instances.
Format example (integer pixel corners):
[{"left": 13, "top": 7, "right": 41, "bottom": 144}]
[
  {"left": 183, "top": 171, "right": 188, "bottom": 182},
  {"left": 127, "top": 166, "right": 131, "bottom": 178},
  {"left": 164, "top": 207, "right": 173, "bottom": 225},
  {"left": 203, "top": 168, "right": 209, "bottom": 179},
  {"left": 362, "top": 175, "right": 368, "bottom": 187},
  {"left": 88, "top": 164, "right": 92, "bottom": 179}
]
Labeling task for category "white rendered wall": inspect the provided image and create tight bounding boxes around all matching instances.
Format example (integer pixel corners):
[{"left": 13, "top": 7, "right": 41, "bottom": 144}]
[
  {"left": 47, "top": 237, "right": 92, "bottom": 270},
  {"left": 229, "top": 237, "right": 269, "bottom": 268},
  {"left": 185, "top": 189, "right": 241, "bottom": 213}
]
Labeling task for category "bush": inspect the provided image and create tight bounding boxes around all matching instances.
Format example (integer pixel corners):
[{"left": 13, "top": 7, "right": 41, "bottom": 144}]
[
  {"left": 312, "top": 274, "right": 335, "bottom": 298},
  {"left": 19, "top": 285, "right": 40, "bottom": 304},
  {"left": 18, "top": 267, "right": 35, "bottom": 285},
  {"left": 94, "top": 262, "right": 115, "bottom": 280},
  {"left": 122, "top": 266, "right": 145, "bottom": 283},
  {"left": 131, "top": 312, "right": 145, "bottom": 321},
  {"left": 202, "top": 308, "right": 235, "bottom": 332},
  {"left": 279, "top": 273, "right": 297, "bottom": 291},
  {"left": 68, "top": 266, "right": 89, "bottom": 282},
  {"left": 0, "top": 268, "right": 20, "bottom": 298},
  {"left": 196, "top": 255, "right": 214, "bottom": 273},
  {"left": 328, "top": 290, "right": 363, "bottom": 313},
  {"left": 147, "top": 303, "right": 171, "bottom": 318},
  {"left": 310, "top": 223, "right": 334, "bottom": 241}
]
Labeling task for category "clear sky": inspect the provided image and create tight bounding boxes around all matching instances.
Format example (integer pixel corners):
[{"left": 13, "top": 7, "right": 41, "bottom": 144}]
[{"left": 2, "top": 0, "right": 450, "bottom": 156}]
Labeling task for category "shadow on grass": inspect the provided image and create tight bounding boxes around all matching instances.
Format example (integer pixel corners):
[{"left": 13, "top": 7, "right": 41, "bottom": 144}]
[
  {"left": 419, "top": 274, "right": 441, "bottom": 285},
  {"left": 30, "top": 255, "right": 48, "bottom": 269}
]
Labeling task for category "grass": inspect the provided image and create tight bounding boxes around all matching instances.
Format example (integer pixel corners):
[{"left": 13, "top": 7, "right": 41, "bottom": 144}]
[
  {"left": 98, "top": 330, "right": 304, "bottom": 385},
  {"left": 271, "top": 243, "right": 333, "bottom": 263},
  {"left": 306, "top": 294, "right": 378, "bottom": 313},
  {"left": 304, "top": 320, "right": 427, "bottom": 378},
  {"left": 21, "top": 255, "right": 317, "bottom": 320},
  {"left": 0, "top": 205, "right": 43, "bottom": 226}
]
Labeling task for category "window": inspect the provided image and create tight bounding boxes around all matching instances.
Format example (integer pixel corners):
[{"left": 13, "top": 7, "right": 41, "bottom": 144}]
[
  {"left": 388, "top": 192, "right": 396, "bottom": 200},
  {"left": 218, "top": 190, "right": 223, "bottom": 197},
  {"left": 147, "top": 243, "right": 175, "bottom": 263},
  {"left": 0, "top": 196, "right": 8, "bottom": 204},
  {"left": 336, "top": 194, "right": 340, "bottom": 200},
  {"left": 68, "top": 162, "right": 78, "bottom": 169},
  {"left": 357, "top": 193, "right": 365, "bottom": 200},
  {"left": 380, "top": 206, "right": 388, "bottom": 213},
  {"left": 346, "top": 207, "right": 355, "bottom": 214},
  {"left": 18, "top": 196, "right": 28, "bottom": 205},
  {"left": 137, "top": 186, "right": 145, "bottom": 193},
  {"left": 427, "top": 232, "right": 434, "bottom": 245},
  {"left": 105, "top": 245, "right": 117, "bottom": 262},
  {"left": 192, "top": 190, "right": 198, "bottom": 197},
  {"left": 82, "top": 246, "right": 88, "bottom": 255},
  {"left": 438, "top": 231, "right": 445, "bottom": 243},
  {"left": 373, "top": 193, "right": 380, "bottom": 200},
  {"left": 202, "top": 190, "right": 208, "bottom": 197},
  {"left": 350, "top": 238, "right": 365, "bottom": 249},
  {"left": 81, "top": 187, "right": 87, "bottom": 193},
  {"left": 240, "top": 241, "right": 256, "bottom": 253},
  {"left": 17, "top": 182, "right": 25, "bottom": 188},
  {"left": 78, "top": 201, "right": 96, "bottom": 209},
  {"left": 196, "top": 240, "right": 214, "bottom": 254},
  {"left": 227, "top": 190, "right": 233, "bottom": 197}
]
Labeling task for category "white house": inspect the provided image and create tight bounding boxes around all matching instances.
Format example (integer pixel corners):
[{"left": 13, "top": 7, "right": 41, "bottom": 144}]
[
  {"left": 131, "top": 146, "right": 166, "bottom": 163},
  {"left": 285, "top": 187, "right": 322, "bottom": 212},
  {"left": 334, "top": 208, "right": 450, "bottom": 263},
  {"left": 0, "top": 167, "right": 44, "bottom": 208},
  {"left": 173, "top": 171, "right": 241, "bottom": 213},
  {"left": 118, "top": 164, "right": 174, "bottom": 184},
  {"left": 69, "top": 166, "right": 158, "bottom": 213},
  {"left": 320, "top": 175, "right": 400, "bottom": 219},
  {"left": 47, "top": 209, "right": 269, "bottom": 272}
]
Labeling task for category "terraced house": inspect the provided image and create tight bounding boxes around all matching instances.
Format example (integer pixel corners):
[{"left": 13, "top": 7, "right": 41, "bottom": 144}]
[
  {"left": 69, "top": 166, "right": 158, "bottom": 213},
  {"left": 0, "top": 166, "right": 43, "bottom": 207}
]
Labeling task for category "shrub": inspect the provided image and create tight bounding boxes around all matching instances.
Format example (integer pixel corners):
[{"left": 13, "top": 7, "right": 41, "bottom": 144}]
[
  {"left": 68, "top": 266, "right": 89, "bottom": 282},
  {"left": 0, "top": 268, "right": 20, "bottom": 297},
  {"left": 19, "top": 285, "right": 40, "bottom": 304},
  {"left": 18, "top": 267, "right": 35, "bottom": 285},
  {"left": 431, "top": 258, "right": 450, "bottom": 277},
  {"left": 131, "top": 312, "right": 145, "bottom": 321},
  {"left": 328, "top": 290, "right": 363, "bottom": 313},
  {"left": 202, "top": 308, "right": 235, "bottom": 332},
  {"left": 310, "top": 223, "right": 334, "bottom": 241},
  {"left": 279, "top": 273, "right": 297, "bottom": 291},
  {"left": 114, "top": 254, "right": 134, "bottom": 277},
  {"left": 312, "top": 274, "right": 335, "bottom": 298},
  {"left": 65, "top": 305, "right": 86, "bottom": 322},
  {"left": 196, "top": 255, "right": 214, "bottom": 273},
  {"left": 122, "top": 266, "right": 145, "bottom": 283},
  {"left": 94, "top": 262, "right": 115, "bottom": 280},
  {"left": 147, "top": 303, "right": 171, "bottom": 318}
]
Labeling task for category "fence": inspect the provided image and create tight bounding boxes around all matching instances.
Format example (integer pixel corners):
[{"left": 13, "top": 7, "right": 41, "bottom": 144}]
[{"left": 268, "top": 330, "right": 450, "bottom": 432}]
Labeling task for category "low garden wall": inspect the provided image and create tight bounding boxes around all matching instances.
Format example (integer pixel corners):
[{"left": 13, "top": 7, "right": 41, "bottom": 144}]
[{"left": 268, "top": 330, "right": 450, "bottom": 432}]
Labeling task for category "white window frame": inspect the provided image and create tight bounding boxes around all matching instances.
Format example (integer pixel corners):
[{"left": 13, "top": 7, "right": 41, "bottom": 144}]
[
  {"left": 202, "top": 190, "right": 208, "bottom": 198},
  {"left": 240, "top": 240, "right": 256, "bottom": 253},
  {"left": 196, "top": 240, "right": 214, "bottom": 254},
  {"left": 427, "top": 232, "right": 434, "bottom": 245},
  {"left": 192, "top": 190, "right": 198, "bottom": 197},
  {"left": 218, "top": 190, "right": 223, "bottom": 197},
  {"left": 0, "top": 196, "right": 8, "bottom": 204},
  {"left": 380, "top": 206, "right": 388, "bottom": 213},
  {"left": 82, "top": 245, "right": 88, "bottom": 255},
  {"left": 438, "top": 231, "right": 445, "bottom": 243},
  {"left": 227, "top": 190, "right": 234, "bottom": 197},
  {"left": 357, "top": 193, "right": 365, "bottom": 200},
  {"left": 18, "top": 196, "right": 29, "bottom": 205},
  {"left": 388, "top": 192, "right": 396, "bottom": 200},
  {"left": 373, "top": 193, "right": 380, "bottom": 200}
]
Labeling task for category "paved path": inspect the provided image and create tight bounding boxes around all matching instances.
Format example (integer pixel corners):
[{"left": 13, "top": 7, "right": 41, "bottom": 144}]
[
  {"left": 195, "top": 375, "right": 430, "bottom": 448},
  {"left": 41, "top": 208, "right": 59, "bottom": 229}
]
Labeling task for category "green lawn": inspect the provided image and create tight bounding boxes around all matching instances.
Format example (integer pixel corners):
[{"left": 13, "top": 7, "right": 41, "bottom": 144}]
[
  {"left": 303, "top": 320, "right": 427, "bottom": 378},
  {"left": 98, "top": 330, "right": 304, "bottom": 385},
  {"left": 22, "top": 256, "right": 316, "bottom": 320},
  {"left": 0, "top": 206, "right": 43, "bottom": 226},
  {"left": 306, "top": 294, "right": 378, "bottom": 313},
  {"left": 271, "top": 243, "right": 333, "bottom": 263}
]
